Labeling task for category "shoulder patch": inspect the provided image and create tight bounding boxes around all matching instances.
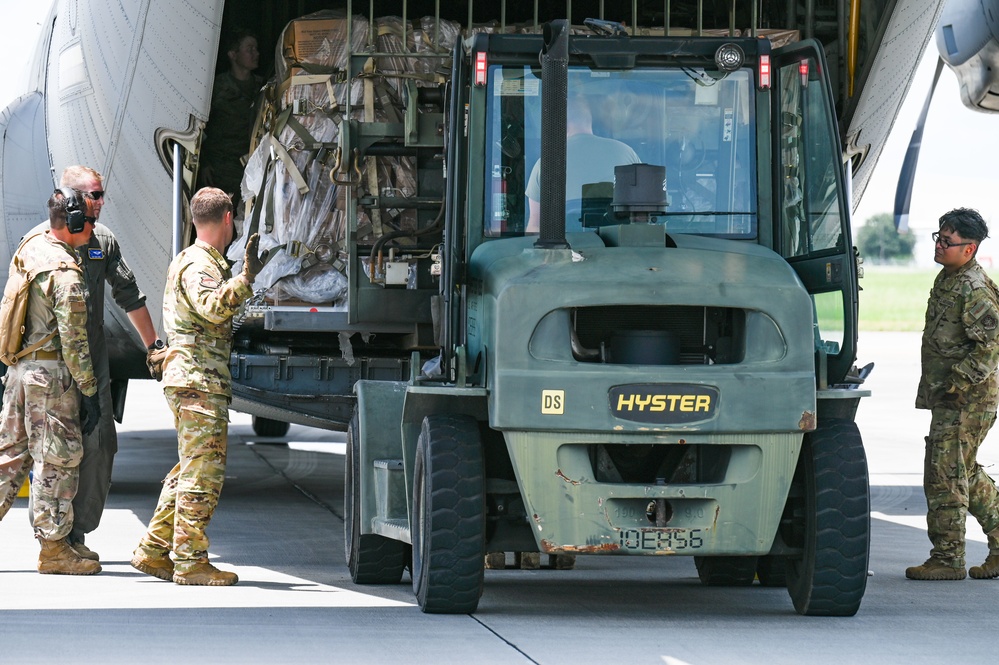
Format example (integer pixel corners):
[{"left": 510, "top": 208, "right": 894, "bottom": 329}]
[
  {"left": 200, "top": 275, "right": 221, "bottom": 289},
  {"left": 984, "top": 314, "right": 997, "bottom": 331},
  {"left": 968, "top": 299, "right": 992, "bottom": 320},
  {"left": 88, "top": 248, "right": 104, "bottom": 260}
]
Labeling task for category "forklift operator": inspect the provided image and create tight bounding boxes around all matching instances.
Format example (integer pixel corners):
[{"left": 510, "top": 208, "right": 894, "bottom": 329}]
[{"left": 524, "top": 93, "right": 640, "bottom": 233}]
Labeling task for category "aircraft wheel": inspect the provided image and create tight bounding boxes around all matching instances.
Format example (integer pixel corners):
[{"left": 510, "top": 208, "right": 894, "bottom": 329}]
[
  {"left": 412, "top": 414, "right": 485, "bottom": 614},
  {"left": 344, "top": 410, "right": 407, "bottom": 584},
  {"left": 785, "top": 418, "right": 870, "bottom": 616},
  {"left": 694, "top": 556, "right": 758, "bottom": 586},
  {"left": 252, "top": 416, "right": 290, "bottom": 438}
]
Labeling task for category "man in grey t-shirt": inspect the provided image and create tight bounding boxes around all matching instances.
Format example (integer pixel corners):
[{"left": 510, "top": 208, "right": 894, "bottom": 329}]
[{"left": 525, "top": 95, "right": 640, "bottom": 233}]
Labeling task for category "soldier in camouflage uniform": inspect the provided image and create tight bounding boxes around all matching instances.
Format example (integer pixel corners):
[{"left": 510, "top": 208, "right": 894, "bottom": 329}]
[
  {"left": 131, "top": 187, "right": 263, "bottom": 586},
  {"left": 26, "top": 165, "right": 161, "bottom": 565},
  {"left": 198, "top": 28, "right": 261, "bottom": 209},
  {"left": 907, "top": 208, "right": 999, "bottom": 581},
  {"left": 0, "top": 191, "right": 103, "bottom": 575}
]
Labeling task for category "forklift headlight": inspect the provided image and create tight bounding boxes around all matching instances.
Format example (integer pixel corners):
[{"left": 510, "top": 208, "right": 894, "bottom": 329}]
[{"left": 715, "top": 43, "right": 745, "bottom": 72}]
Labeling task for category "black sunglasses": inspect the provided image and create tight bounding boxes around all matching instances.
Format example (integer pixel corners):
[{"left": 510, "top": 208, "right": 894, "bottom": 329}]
[{"left": 85, "top": 190, "right": 105, "bottom": 201}]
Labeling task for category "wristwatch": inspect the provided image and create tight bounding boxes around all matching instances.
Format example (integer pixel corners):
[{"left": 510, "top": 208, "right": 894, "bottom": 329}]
[{"left": 148, "top": 339, "right": 165, "bottom": 351}]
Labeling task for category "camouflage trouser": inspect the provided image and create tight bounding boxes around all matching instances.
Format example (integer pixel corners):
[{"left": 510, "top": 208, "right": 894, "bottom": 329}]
[
  {"left": 138, "top": 387, "right": 229, "bottom": 570},
  {"left": 925, "top": 406, "right": 999, "bottom": 566},
  {"left": 0, "top": 361, "right": 84, "bottom": 541}
]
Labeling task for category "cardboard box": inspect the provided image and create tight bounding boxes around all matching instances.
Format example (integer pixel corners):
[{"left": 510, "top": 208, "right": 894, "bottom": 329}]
[{"left": 283, "top": 18, "right": 344, "bottom": 64}]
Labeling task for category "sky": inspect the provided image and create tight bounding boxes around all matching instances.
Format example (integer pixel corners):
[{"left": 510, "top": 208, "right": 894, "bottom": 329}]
[
  {"left": 0, "top": 1, "right": 52, "bottom": 110},
  {"left": 0, "top": 1, "right": 996, "bottom": 266}
]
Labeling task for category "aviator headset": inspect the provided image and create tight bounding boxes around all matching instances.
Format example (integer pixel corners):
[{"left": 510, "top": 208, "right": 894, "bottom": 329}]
[{"left": 57, "top": 187, "right": 89, "bottom": 234}]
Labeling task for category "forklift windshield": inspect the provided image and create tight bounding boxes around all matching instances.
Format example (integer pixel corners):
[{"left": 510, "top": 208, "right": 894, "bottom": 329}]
[{"left": 483, "top": 65, "right": 757, "bottom": 238}]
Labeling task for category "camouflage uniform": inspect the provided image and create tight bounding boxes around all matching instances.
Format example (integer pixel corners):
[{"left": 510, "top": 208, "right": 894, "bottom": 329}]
[
  {"left": 916, "top": 258, "right": 999, "bottom": 567},
  {"left": 0, "top": 232, "right": 97, "bottom": 540},
  {"left": 199, "top": 70, "right": 262, "bottom": 199},
  {"left": 137, "top": 239, "right": 252, "bottom": 572},
  {"left": 29, "top": 220, "right": 147, "bottom": 544}
]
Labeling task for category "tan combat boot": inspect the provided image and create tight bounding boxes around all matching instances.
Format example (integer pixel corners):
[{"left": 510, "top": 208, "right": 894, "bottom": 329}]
[
  {"left": 130, "top": 546, "right": 175, "bottom": 581},
  {"left": 69, "top": 540, "right": 100, "bottom": 561},
  {"left": 905, "top": 558, "right": 966, "bottom": 580},
  {"left": 173, "top": 561, "right": 238, "bottom": 586},
  {"left": 37, "top": 538, "right": 102, "bottom": 575},
  {"left": 969, "top": 554, "right": 999, "bottom": 579}
]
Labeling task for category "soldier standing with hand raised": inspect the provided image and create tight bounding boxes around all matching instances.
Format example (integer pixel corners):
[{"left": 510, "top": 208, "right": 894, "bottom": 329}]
[{"left": 131, "top": 187, "right": 263, "bottom": 585}]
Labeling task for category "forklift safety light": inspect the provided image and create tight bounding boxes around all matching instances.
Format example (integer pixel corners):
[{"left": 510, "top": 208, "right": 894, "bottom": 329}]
[
  {"left": 799, "top": 61, "right": 809, "bottom": 87},
  {"left": 715, "top": 43, "right": 745, "bottom": 72},
  {"left": 758, "top": 54, "right": 771, "bottom": 89},
  {"left": 474, "top": 52, "right": 488, "bottom": 86}
]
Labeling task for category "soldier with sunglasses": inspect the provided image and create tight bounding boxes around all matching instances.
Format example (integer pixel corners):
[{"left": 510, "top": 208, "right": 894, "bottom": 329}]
[
  {"left": 907, "top": 207, "right": 999, "bottom": 581},
  {"left": 28, "top": 165, "right": 160, "bottom": 567}
]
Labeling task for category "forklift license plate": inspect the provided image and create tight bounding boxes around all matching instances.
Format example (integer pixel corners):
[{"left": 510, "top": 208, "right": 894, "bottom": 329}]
[
  {"left": 609, "top": 383, "right": 718, "bottom": 424},
  {"left": 619, "top": 528, "right": 704, "bottom": 551}
]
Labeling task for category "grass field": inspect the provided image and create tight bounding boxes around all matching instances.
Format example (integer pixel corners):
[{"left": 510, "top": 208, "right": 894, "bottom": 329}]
[{"left": 857, "top": 266, "right": 935, "bottom": 332}]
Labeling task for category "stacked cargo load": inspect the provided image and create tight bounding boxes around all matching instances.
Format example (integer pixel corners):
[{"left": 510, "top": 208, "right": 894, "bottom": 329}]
[
  {"left": 230, "top": 10, "right": 461, "bottom": 307},
  {"left": 226, "top": 9, "right": 800, "bottom": 310}
]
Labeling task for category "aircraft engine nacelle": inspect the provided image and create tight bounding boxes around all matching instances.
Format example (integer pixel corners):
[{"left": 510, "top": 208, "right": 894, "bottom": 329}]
[{"left": 936, "top": 0, "right": 999, "bottom": 113}]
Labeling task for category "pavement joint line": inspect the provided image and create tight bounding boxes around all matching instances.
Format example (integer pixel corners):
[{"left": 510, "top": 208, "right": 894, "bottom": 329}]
[{"left": 248, "top": 444, "right": 344, "bottom": 521}]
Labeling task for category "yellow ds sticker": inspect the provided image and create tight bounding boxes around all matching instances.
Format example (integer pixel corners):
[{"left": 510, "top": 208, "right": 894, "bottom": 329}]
[{"left": 541, "top": 390, "right": 564, "bottom": 415}]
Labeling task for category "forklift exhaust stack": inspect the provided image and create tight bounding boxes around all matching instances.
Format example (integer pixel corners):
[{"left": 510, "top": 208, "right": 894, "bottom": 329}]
[{"left": 536, "top": 19, "right": 569, "bottom": 249}]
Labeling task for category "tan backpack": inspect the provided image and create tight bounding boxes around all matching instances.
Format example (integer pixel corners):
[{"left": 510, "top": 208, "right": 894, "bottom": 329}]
[{"left": 0, "top": 232, "right": 83, "bottom": 366}]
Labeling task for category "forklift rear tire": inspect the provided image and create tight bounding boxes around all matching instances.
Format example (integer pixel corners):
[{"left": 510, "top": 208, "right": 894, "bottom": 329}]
[
  {"left": 785, "top": 418, "right": 870, "bottom": 616},
  {"left": 412, "top": 414, "right": 485, "bottom": 614},
  {"left": 694, "top": 556, "right": 758, "bottom": 586},
  {"left": 344, "top": 411, "right": 407, "bottom": 584},
  {"left": 755, "top": 555, "right": 788, "bottom": 587}
]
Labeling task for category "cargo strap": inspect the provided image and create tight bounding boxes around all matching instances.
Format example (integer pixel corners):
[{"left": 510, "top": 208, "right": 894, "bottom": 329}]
[
  {"left": 281, "top": 73, "right": 342, "bottom": 113},
  {"left": 283, "top": 113, "right": 334, "bottom": 151},
  {"left": 362, "top": 58, "right": 384, "bottom": 238},
  {"left": 265, "top": 134, "right": 309, "bottom": 197},
  {"left": 247, "top": 146, "right": 274, "bottom": 237},
  {"left": 283, "top": 62, "right": 348, "bottom": 80},
  {"left": 16, "top": 333, "right": 58, "bottom": 362},
  {"left": 7, "top": 238, "right": 80, "bottom": 365}
]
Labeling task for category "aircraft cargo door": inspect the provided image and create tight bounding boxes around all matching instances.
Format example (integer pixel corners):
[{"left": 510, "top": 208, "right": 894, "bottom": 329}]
[{"left": 773, "top": 41, "right": 858, "bottom": 387}]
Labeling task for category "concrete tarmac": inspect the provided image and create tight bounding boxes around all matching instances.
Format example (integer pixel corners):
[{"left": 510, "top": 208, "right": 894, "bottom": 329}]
[{"left": 1, "top": 331, "right": 997, "bottom": 664}]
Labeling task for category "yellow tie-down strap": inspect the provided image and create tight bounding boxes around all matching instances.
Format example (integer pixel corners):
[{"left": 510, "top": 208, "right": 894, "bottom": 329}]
[
  {"left": 279, "top": 73, "right": 341, "bottom": 112},
  {"left": 264, "top": 134, "right": 310, "bottom": 196}
]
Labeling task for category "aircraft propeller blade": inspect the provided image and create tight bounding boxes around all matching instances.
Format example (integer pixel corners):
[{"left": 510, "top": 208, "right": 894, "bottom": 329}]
[{"left": 893, "top": 57, "right": 945, "bottom": 233}]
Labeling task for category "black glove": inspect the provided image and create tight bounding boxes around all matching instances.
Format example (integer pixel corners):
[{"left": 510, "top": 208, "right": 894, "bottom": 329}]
[
  {"left": 79, "top": 393, "right": 102, "bottom": 436},
  {"left": 146, "top": 339, "right": 167, "bottom": 381},
  {"left": 242, "top": 233, "right": 265, "bottom": 281}
]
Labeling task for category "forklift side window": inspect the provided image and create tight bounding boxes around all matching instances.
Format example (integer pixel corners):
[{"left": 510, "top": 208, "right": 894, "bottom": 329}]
[
  {"left": 778, "top": 57, "right": 845, "bottom": 257},
  {"left": 482, "top": 66, "right": 756, "bottom": 238},
  {"left": 812, "top": 290, "right": 845, "bottom": 354}
]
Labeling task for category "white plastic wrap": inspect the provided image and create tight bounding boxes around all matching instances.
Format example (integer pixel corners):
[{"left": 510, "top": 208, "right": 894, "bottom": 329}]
[
  {"left": 236, "top": 119, "right": 346, "bottom": 303},
  {"left": 234, "top": 13, "right": 462, "bottom": 307}
]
